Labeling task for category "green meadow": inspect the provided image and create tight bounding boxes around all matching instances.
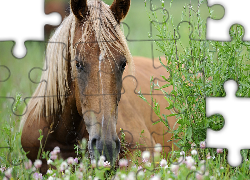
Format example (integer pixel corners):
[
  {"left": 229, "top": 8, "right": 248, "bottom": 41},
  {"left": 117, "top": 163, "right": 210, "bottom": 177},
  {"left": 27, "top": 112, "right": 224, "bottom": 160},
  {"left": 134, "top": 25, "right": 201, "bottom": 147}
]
[{"left": 1, "top": 0, "right": 250, "bottom": 179}]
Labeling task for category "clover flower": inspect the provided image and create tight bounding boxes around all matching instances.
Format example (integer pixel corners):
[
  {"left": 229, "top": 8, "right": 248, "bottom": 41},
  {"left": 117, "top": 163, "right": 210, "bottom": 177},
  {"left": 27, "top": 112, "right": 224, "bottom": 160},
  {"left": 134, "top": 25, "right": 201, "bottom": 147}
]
[{"left": 34, "top": 159, "right": 42, "bottom": 169}]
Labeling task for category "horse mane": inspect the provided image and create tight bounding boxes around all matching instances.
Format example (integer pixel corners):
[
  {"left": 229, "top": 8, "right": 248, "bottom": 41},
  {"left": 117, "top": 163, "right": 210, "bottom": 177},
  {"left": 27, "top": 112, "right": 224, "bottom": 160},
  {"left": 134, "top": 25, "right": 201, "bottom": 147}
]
[{"left": 20, "top": 0, "right": 134, "bottom": 128}]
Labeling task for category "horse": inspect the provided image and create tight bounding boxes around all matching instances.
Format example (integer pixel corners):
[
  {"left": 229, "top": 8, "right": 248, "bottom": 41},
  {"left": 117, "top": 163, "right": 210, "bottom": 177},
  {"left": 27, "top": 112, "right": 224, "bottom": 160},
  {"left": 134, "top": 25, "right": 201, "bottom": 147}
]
[{"left": 20, "top": 0, "right": 178, "bottom": 174}]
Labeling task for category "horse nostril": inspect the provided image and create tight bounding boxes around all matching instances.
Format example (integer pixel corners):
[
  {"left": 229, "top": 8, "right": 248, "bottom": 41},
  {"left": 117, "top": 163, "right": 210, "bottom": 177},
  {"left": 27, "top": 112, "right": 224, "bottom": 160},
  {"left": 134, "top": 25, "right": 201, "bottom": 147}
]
[
  {"left": 115, "top": 138, "right": 121, "bottom": 153},
  {"left": 90, "top": 138, "right": 98, "bottom": 153}
]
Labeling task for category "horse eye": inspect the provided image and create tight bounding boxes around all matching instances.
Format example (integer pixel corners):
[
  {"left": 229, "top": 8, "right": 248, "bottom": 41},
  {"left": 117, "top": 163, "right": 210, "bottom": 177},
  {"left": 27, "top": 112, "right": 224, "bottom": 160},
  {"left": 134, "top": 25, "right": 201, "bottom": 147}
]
[
  {"left": 121, "top": 61, "right": 126, "bottom": 72},
  {"left": 76, "top": 60, "right": 84, "bottom": 71}
]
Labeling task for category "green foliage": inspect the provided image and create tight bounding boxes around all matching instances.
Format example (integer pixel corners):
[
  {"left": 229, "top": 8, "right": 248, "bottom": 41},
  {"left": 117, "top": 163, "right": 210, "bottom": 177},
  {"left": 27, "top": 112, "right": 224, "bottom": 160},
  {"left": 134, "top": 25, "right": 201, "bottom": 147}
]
[{"left": 139, "top": 0, "right": 250, "bottom": 179}]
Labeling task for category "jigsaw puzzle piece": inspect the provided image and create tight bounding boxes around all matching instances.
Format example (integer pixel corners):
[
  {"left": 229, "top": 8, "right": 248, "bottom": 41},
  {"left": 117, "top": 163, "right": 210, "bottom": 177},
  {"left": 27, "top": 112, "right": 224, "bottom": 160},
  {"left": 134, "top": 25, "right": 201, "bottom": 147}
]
[
  {"left": 206, "top": 80, "right": 250, "bottom": 167},
  {"left": 206, "top": 0, "right": 250, "bottom": 41},
  {"left": 0, "top": 41, "right": 46, "bottom": 116},
  {"left": 0, "top": 0, "right": 61, "bottom": 58}
]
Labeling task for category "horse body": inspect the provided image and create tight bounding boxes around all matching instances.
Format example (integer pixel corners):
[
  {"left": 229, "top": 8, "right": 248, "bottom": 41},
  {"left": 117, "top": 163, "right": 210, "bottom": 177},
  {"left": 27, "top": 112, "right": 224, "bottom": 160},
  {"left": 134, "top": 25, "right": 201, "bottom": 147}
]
[{"left": 21, "top": 0, "right": 177, "bottom": 173}]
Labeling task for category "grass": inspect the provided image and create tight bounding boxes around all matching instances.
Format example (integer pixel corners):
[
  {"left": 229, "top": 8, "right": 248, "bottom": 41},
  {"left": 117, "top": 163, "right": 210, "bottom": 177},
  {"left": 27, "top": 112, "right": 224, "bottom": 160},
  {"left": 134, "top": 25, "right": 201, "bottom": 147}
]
[{"left": 1, "top": 0, "right": 250, "bottom": 179}]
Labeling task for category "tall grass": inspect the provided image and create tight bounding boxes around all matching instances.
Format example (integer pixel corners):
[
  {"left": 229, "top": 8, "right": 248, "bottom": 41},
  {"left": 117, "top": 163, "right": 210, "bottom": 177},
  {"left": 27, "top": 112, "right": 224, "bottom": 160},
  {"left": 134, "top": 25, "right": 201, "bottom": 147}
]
[{"left": 139, "top": 0, "right": 250, "bottom": 179}]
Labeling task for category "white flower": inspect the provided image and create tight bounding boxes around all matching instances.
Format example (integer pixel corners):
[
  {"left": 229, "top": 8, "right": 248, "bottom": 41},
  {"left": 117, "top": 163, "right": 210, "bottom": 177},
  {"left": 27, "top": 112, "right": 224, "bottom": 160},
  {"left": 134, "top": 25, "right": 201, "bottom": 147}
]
[
  {"left": 47, "top": 169, "right": 53, "bottom": 174},
  {"left": 200, "top": 165, "right": 206, "bottom": 173},
  {"left": 53, "top": 146, "right": 60, "bottom": 153},
  {"left": 94, "top": 177, "right": 99, "bottom": 180},
  {"left": 47, "top": 159, "right": 53, "bottom": 165},
  {"left": 60, "top": 161, "right": 68, "bottom": 171},
  {"left": 137, "top": 170, "right": 144, "bottom": 177},
  {"left": 160, "top": 159, "right": 167, "bottom": 167},
  {"left": 76, "top": 171, "right": 83, "bottom": 179},
  {"left": 4, "top": 168, "right": 12, "bottom": 178},
  {"left": 145, "top": 162, "right": 151, "bottom": 167},
  {"left": 119, "top": 159, "right": 128, "bottom": 167},
  {"left": 180, "top": 151, "right": 185, "bottom": 156},
  {"left": 127, "top": 172, "right": 136, "bottom": 180},
  {"left": 65, "top": 169, "right": 70, "bottom": 175},
  {"left": 99, "top": 155, "right": 105, "bottom": 162},
  {"left": 67, "top": 157, "right": 74, "bottom": 165},
  {"left": 47, "top": 176, "right": 55, "bottom": 180},
  {"left": 91, "top": 159, "right": 96, "bottom": 168},
  {"left": 103, "top": 161, "right": 111, "bottom": 167},
  {"left": 191, "top": 149, "right": 197, "bottom": 155},
  {"left": 34, "top": 159, "right": 42, "bottom": 169},
  {"left": 142, "top": 151, "right": 150, "bottom": 161},
  {"left": 24, "top": 160, "right": 32, "bottom": 169},
  {"left": 120, "top": 173, "right": 126, "bottom": 179},
  {"left": 150, "top": 174, "right": 161, "bottom": 180},
  {"left": 191, "top": 166, "right": 196, "bottom": 170},
  {"left": 154, "top": 143, "right": 162, "bottom": 152}
]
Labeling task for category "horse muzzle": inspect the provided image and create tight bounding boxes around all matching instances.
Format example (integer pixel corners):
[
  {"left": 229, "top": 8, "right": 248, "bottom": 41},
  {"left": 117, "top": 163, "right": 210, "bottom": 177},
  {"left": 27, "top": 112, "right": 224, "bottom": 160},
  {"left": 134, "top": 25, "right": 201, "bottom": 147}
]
[{"left": 88, "top": 135, "right": 121, "bottom": 165}]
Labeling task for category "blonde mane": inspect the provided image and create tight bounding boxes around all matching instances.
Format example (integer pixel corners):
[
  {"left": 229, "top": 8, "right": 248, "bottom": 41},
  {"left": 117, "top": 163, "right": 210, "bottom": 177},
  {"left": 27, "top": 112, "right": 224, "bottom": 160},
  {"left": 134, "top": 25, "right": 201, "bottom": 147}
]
[{"left": 20, "top": 0, "right": 133, "bottom": 128}]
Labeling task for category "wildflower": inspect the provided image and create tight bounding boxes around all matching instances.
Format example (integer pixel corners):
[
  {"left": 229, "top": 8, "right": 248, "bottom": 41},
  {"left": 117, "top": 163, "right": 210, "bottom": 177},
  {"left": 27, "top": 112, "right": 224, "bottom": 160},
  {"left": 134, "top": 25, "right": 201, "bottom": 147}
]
[
  {"left": 142, "top": 151, "right": 150, "bottom": 161},
  {"left": 67, "top": 157, "right": 74, "bottom": 165},
  {"left": 119, "top": 159, "right": 128, "bottom": 167},
  {"left": 180, "top": 151, "right": 185, "bottom": 156},
  {"left": 47, "top": 177, "right": 55, "bottom": 180},
  {"left": 137, "top": 170, "right": 144, "bottom": 177},
  {"left": 104, "top": 161, "right": 111, "bottom": 168},
  {"left": 138, "top": 166, "right": 143, "bottom": 171},
  {"left": 132, "top": 164, "right": 137, "bottom": 169},
  {"left": 47, "top": 169, "right": 53, "bottom": 174},
  {"left": 65, "top": 169, "right": 70, "bottom": 175},
  {"left": 170, "top": 164, "right": 179, "bottom": 175},
  {"left": 220, "top": 166, "right": 224, "bottom": 170},
  {"left": 50, "top": 151, "right": 58, "bottom": 160},
  {"left": 191, "top": 166, "right": 196, "bottom": 170},
  {"left": 74, "top": 158, "right": 78, "bottom": 164},
  {"left": 47, "top": 159, "right": 53, "bottom": 165},
  {"left": 120, "top": 173, "right": 126, "bottom": 179},
  {"left": 100, "top": 155, "right": 105, "bottom": 161},
  {"left": 216, "top": 149, "right": 223, "bottom": 154},
  {"left": 127, "top": 172, "right": 136, "bottom": 180},
  {"left": 79, "top": 163, "right": 85, "bottom": 172},
  {"left": 76, "top": 171, "right": 83, "bottom": 179},
  {"left": 91, "top": 159, "right": 96, "bottom": 168},
  {"left": 185, "top": 156, "right": 195, "bottom": 169},
  {"left": 206, "top": 153, "right": 211, "bottom": 159},
  {"left": 150, "top": 174, "right": 161, "bottom": 180},
  {"left": 145, "top": 162, "right": 151, "bottom": 167},
  {"left": 94, "top": 177, "right": 99, "bottom": 180},
  {"left": 98, "top": 160, "right": 104, "bottom": 167},
  {"left": 53, "top": 146, "right": 60, "bottom": 154},
  {"left": 142, "top": 158, "right": 148, "bottom": 163},
  {"left": 60, "top": 161, "right": 68, "bottom": 171},
  {"left": 0, "top": 166, "right": 6, "bottom": 173},
  {"left": 160, "top": 159, "right": 167, "bottom": 167},
  {"left": 34, "top": 159, "right": 42, "bottom": 169},
  {"left": 196, "top": 173, "right": 203, "bottom": 180},
  {"left": 191, "top": 149, "right": 197, "bottom": 155},
  {"left": 210, "top": 176, "right": 216, "bottom": 180},
  {"left": 33, "top": 172, "right": 43, "bottom": 180},
  {"left": 200, "top": 164, "right": 206, "bottom": 173},
  {"left": 4, "top": 168, "right": 12, "bottom": 179},
  {"left": 200, "top": 160, "right": 206, "bottom": 164},
  {"left": 24, "top": 159, "right": 32, "bottom": 169},
  {"left": 191, "top": 142, "right": 196, "bottom": 149},
  {"left": 200, "top": 141, "right": 206, "bottom": 149},
  {"left": 154, "top": 143, "right": 162, "bottom": 152}
]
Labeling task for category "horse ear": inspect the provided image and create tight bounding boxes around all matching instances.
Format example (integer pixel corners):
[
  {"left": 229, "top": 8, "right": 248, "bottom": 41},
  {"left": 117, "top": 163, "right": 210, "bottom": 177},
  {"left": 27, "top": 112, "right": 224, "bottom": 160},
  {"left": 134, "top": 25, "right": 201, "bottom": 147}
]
[
  {"left": 71, "top": 0, "right": 88, "bottom": 20},
  {"left": 110, "top": 0, "right": 130, "bottom": 23}
]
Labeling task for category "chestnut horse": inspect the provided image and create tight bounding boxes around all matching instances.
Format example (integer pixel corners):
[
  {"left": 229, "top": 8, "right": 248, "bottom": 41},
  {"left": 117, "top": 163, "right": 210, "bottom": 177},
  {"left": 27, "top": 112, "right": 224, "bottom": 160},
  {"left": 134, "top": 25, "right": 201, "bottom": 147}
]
[{"left": 21, "top": 0, "right": 177, "bottom": 173}]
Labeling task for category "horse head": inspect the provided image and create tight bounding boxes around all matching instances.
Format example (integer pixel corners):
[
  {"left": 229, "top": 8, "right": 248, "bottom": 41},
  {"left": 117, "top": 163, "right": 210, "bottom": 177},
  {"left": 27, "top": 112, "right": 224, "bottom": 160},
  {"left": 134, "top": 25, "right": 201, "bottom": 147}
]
[{"left": 70, "top": 0, "right": 131, "bottom": 165}]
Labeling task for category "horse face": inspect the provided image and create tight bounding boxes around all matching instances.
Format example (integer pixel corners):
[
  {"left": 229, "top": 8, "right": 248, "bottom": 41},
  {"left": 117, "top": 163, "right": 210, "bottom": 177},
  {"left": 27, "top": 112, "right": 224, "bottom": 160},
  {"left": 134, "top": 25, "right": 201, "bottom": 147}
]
[{"left": 71, "top": 0, "right": 130, "bottom": 165}]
